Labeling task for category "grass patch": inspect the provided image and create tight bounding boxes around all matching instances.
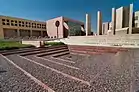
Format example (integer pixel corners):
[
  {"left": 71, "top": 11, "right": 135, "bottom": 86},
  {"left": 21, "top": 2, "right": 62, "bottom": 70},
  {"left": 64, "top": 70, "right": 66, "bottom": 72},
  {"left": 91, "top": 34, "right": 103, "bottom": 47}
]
[
  {"left": 0, "top": 41, "right": 34, "bottom": 50},
  {"left": 45, "top": 42, "right": 65, "bottom": 46}
]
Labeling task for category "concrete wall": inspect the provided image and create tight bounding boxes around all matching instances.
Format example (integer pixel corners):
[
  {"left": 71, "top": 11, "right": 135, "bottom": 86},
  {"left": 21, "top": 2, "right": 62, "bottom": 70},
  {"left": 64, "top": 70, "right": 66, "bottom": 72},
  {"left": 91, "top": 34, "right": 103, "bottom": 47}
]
[
  {"left": 116, "top": 7, "right": 130, "bottom": 29},
  {"left": 46, "top": 17, "right": 64, "bottom": 38},
  {"left": 22, "top": 40, "right": 44, "bottom": 47},
  {"left": 123, "top": 7, "right": 130, "bottom": 28}
]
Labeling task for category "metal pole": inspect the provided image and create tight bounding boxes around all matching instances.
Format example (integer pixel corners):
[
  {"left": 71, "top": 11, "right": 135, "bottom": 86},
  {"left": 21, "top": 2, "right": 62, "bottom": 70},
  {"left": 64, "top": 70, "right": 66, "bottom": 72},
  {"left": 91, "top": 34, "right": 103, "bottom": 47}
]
[{"left": 57, "top": 27, "right": 58, "bottom": 38}]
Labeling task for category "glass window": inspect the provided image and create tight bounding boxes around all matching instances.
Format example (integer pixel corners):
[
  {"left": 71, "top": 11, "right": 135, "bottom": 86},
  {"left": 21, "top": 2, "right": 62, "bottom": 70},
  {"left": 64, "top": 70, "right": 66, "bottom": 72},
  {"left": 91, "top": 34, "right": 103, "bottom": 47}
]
[
  {"left": 11, "top": 23, "right": 14, "bottom": 26},
  {"left": 11, "top": 20, "right": 14, "bottom": 26},
  {"left": 32, "top": 23, "right": 34, "bottom": 27},
  {"left": 2, "top": 19, "right": 5, "bottom": 22},
  {"left": 2, "top": 19, "right": 5, "bottom": 25},
  {"left": 19, "top": 21, "right": 22, "bottom": 26},
  {"left": 67, "top": 21, "right": 82, "bottom": 36},
  {"left": 15, "top": 20, "right": 17, "bottom": 26},
  {"left": 32, "top": 23, "right": 36, "bottom": 28},
  {"left": 37, "top": 24, "right": 40, "bottom": 28},
  {"left": 15, "top": 20, "right": 17, "bottom": 23},
  {"left": 11, "top": 20, "right": 14, "bottom": 22},
  {"left": 22, "top": 21, "right": 24, "bottom": 27},
  {"left": 15, "top": 23, "right": 17, "bottom": 26},
  {"left": 28, "top": 22, "right": 31, "bottom": 27},
  {"left": 26, "top": 22, "right": 28, "bottom": 27},
  {"left": 7, "top": 23, "right": 10, "bottom": 25},
  {"left": 2, "top": 19, "right": 10, "bottom": 25},
  {"left": 39, "top": 24, "right": 42, "bottom": 28},
  {"left": 6, "top": 19, "right": 9, "bottom": 22},
  {"left": 19, "top": 21, "right": 21, "bottom": 23},
  {"left": 2, "top": 22, "right": 5, "bottom": 25},
  {"left": 42, "top": 24, "right": 46, "bottom": 29},
  {"left": 34, "top": 23, "right": 36, "bottom": 28}
]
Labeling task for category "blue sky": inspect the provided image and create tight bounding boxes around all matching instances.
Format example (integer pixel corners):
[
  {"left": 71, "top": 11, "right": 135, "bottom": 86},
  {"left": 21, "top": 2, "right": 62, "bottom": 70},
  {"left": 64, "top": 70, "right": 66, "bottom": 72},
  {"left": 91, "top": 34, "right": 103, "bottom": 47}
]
[{"left": 0, "top": 0, "right": 139, "bottom": 32}]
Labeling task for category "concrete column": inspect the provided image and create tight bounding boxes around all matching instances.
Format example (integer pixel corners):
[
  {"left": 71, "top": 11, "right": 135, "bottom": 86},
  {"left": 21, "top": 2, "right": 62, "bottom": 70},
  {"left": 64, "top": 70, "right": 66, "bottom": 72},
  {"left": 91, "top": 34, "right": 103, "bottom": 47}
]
[
  {"left": 41, "top": 31, "right": 43, "bottom": 37},
  {"left": 30, "top": 30, "right": 32, "bottom": 36},
  {"left": 129, "top": 3, "right": 133, "bottom": 34},
  {"left": 97, "top": 11, "right": 102, "bottom": 35},
  {"left": 0, "top": 28, "right": 4, "bottom": 39},
  {"left": 85, "top": 14, "right": 91, "bottom": 36},
  {"left": 111, "top": 8, "right": 116, "bottom": 35},
  {"left": 17, "top": 29, "right": 20, "bottom": 37},
  {"left": 0, "top": 18, "right": 4, "bottom": 39}
]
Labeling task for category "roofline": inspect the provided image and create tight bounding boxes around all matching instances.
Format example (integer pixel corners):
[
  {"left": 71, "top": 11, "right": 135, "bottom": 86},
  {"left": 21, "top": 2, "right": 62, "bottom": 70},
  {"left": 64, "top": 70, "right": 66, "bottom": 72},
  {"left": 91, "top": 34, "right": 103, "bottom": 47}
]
[
  {"left": 0, "top": 15, "right": 84, "bottom": 25},
  {"left": 63, "top": 16, "right": 84, "bottom": 25},
  {"left": 0, "top": 15, "right": 46, "bottom": 23},
  {"left": 46, "top": 16, "right": 84, "bottom": 25}
]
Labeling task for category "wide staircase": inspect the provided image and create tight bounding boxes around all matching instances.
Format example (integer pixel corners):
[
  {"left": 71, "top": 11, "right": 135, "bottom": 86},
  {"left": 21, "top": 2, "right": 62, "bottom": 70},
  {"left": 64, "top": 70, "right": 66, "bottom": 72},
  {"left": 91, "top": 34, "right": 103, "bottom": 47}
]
[{"left": 0, "top": 45, "right": 69, "bottom": 56}]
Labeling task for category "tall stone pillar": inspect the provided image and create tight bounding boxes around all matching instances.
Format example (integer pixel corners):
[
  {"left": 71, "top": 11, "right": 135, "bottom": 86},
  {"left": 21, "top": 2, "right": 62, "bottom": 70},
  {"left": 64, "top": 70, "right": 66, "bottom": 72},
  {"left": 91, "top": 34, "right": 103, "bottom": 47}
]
[
  {"left": 85, "top": 14, "right": 91, "bottom": 36},
  {"left": 97, "top": 11, "right": 102, "bottom": 35},
  {"left": 129, "top": 3, "right": 133, "bottom": 34},
  {"left": 111, "top": 8, "right": 116, "bottom": 35}
]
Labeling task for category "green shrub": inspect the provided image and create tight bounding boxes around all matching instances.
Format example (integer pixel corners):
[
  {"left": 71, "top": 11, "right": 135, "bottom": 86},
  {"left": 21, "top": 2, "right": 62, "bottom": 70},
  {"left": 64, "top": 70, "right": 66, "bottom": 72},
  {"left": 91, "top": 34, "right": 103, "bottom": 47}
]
[
  {"left": 45, "top": 42, "right": 65, "bottom": 46},
  {"left": 0, "top": 41, "right": 34, "bottom": 50}
]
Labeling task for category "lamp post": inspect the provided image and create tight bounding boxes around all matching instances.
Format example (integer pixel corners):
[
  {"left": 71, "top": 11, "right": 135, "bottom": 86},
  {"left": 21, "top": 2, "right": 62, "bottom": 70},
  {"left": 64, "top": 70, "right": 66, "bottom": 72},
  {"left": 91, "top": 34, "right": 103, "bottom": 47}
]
[{"left": 55, "top": 21, "right": 60, "bottom": 38}]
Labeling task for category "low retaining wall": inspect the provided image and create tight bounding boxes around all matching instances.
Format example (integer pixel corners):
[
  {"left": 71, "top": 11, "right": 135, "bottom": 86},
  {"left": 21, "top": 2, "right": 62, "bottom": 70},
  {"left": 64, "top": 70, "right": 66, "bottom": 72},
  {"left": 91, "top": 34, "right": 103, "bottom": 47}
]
[
  {"left": 22, "top": 41, "right": 45, "bottom": 47},
  {"left": 61, "top": 34, "right": 139, "bottom": 48}
]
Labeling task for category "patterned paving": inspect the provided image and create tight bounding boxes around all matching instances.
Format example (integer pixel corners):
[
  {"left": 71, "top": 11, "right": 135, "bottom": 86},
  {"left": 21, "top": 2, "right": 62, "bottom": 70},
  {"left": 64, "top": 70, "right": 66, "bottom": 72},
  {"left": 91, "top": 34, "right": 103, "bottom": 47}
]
[{"left": 0, "top": 45, "right": 138, "bottom": 92}]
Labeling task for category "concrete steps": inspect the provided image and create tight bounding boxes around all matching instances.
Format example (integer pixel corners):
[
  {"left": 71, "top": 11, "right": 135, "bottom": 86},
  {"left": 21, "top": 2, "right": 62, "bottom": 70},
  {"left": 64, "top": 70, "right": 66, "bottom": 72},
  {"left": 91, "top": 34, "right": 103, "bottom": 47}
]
[
  {"left": 52, "top": 51, "right": 70, "bottom": 57},
  {"left": 2, "top": 48, "right": 46, "bottom": 56},
  {"left": 37, "top": 49, "right": 69, "bottom": 57},
  {"left": 20, "top": 46, "right": 68, "bottom": 56},
  {"left": 2, "top": 45, "right": 67, "bottom": 56}
]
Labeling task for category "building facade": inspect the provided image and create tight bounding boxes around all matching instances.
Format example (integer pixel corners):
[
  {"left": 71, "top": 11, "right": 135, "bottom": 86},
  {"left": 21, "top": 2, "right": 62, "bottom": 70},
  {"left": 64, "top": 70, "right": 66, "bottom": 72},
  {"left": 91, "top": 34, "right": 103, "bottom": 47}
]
[
  {"left": 0, "top": 15, "right": 47, "bottom": 39},
  {"left": 46, "top": 16, "right": 85, "bottom": 38},
  {"left": 0, "top": 16, "right": 84, "bottom": 39}
]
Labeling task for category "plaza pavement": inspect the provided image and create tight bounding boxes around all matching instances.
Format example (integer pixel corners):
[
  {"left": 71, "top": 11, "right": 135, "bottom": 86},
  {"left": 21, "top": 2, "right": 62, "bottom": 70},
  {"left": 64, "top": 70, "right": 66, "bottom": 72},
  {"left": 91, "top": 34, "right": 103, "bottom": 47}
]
[{"left": 0, "top": 45, "right": 138, "bottom": 92}]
